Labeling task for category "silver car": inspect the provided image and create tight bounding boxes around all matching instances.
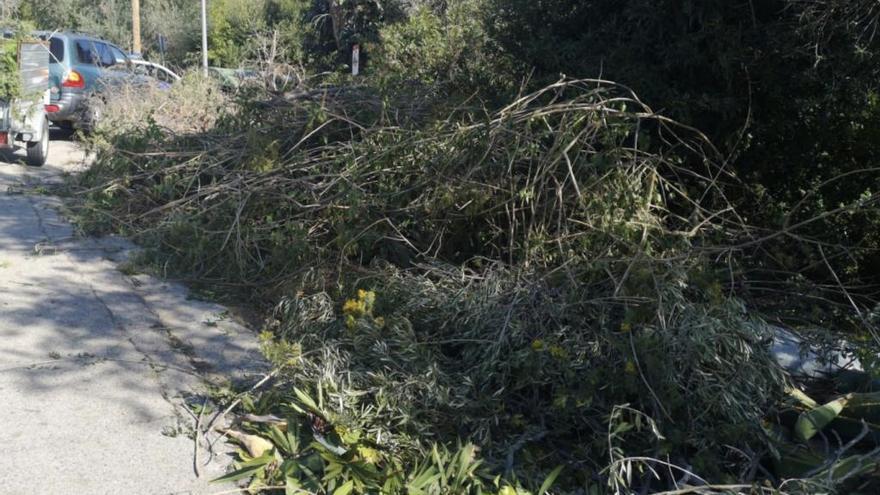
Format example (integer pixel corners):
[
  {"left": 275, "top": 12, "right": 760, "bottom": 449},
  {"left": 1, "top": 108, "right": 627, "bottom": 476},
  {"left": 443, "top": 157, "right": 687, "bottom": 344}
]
[{"left": 130, "top": 60, "right": 180, "bottom": 89}]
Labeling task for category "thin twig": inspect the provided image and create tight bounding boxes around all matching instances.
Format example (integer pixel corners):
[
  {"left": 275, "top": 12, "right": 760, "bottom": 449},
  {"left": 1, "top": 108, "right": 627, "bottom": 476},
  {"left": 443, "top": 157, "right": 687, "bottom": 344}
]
[
  {"left": 204, "top": 369, "right": 281, "bottom": 450},
  {"left": 194, "top": 396, "right": 208, "bottom": 478}
]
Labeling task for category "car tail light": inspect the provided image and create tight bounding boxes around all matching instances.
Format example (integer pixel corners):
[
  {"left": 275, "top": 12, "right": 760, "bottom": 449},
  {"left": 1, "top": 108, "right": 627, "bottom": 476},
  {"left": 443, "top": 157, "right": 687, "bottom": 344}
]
[
  {"left": 0, "top": 132, "right": 7, "bottom": 146},
  {"left": 45, "top": 104, "right": 60, "bottom": 113},
  {"left": 62, "top": 70, "right": 85, "bottom": 89}
]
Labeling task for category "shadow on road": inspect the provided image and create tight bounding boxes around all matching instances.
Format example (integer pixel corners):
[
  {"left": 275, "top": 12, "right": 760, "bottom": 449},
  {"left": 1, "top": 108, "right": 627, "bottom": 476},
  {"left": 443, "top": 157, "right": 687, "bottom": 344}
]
[
  {"left": 0, "top": 131, "right": 246, "bottom": 493},
  {"left": 0, "top": 127, "right": 89, "bottom": 184},
  {"left": 49, "top": 126, "right": 78, "bottom": 141},
  {"left": 0, "top": 190, "right": 265, "bottom": 416}
]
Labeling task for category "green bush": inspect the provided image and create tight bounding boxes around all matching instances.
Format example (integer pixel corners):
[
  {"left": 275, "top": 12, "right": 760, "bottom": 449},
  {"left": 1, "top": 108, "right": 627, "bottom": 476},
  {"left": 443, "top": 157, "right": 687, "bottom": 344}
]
[
  {"left": 372, "top": 0, "right": 513, "bottom": 103},
  {"left": 0, "top": 21, "right": 38, "bottom": 100},
  {"left": 0, "top": 39, "right": 21, "bottom": 99}
]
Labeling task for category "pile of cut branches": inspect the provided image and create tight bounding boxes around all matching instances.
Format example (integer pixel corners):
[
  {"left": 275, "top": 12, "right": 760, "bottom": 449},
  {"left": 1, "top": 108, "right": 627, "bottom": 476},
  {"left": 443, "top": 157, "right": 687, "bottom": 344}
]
[{"left": 75, "top": 77, "right": 880, "bottom": 494}]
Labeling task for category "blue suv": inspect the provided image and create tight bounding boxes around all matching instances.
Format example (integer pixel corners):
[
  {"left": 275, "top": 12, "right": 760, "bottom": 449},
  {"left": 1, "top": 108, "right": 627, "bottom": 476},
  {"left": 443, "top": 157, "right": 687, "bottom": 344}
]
[{"left": 39, "top": 32, "right": 140, "bottom": 129}]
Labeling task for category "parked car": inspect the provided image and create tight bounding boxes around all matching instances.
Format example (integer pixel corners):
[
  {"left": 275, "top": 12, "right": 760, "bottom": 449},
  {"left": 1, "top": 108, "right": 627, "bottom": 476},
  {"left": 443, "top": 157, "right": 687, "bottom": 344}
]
[
  {"left": 130, "top": 59, "right": 180, "bottom": 89},
  {"left": 37, "top": 31, "right": 143, "bottom": 129}
]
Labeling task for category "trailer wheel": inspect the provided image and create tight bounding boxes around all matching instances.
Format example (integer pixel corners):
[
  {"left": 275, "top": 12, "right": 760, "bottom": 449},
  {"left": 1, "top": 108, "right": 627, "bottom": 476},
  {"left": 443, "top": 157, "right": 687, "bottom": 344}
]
[{"left": 26, "top": 118, "right": 49, "bottom": 167}]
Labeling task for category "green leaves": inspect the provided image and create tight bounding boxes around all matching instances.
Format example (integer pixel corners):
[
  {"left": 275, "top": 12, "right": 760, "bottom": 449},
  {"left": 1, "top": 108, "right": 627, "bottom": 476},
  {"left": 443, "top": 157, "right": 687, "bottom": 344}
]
[
  {"left": 791, "top": 391, "right": 880, "bottom": 445},
  {"left": 795, "top": 395, "right": 851, "bottom": 442},
  {"left": 537, "top": 465, "right": 563, "bottom": 495},
  {"left": 332, "top": 479, "right": 355, "bottom": 495},
  {"left": 211, "top": 448, "right": 276, "bottom": 483},
  {"left": 292, "top": 386, "right": 323, "bottom": 417},
  {"left": 788, "top": 387, "right": 819, "bottom": 409},
  {"left": 0, "top": 39, "right": 21, "bottom": 100},
  {"left": 266, "top": 424, "right": 299, "bottom": 456}
]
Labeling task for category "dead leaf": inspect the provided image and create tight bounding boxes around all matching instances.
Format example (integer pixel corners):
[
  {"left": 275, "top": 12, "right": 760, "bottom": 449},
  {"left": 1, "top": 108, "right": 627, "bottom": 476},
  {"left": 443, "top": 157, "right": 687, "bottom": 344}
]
[{"left": 222, "top": 428, "right": 275, "bottom": 457}]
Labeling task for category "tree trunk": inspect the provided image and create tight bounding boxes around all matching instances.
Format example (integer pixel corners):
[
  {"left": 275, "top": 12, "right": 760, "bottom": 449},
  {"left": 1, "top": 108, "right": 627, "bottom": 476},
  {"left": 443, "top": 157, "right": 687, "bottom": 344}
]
[{"left": 328, "top": 0, "right": 343, "bottom": 51}]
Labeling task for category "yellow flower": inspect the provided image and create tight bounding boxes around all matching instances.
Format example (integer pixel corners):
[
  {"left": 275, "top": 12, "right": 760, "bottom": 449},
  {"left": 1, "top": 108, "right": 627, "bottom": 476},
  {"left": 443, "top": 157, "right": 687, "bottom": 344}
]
[
  {"left": 625, "top": 360, "right": 637, "bottom": 375},
  {"left": 531, "top": 339, "right": 545, "bottom": 351},
  {"left": 357, "top": 289, "right": 376, "bottom": 311},
  {"left": 342, "top": 298, "right": 366, "bottom": 318},
  {"left": 549, "top": 345, "right": 567, "bottom": 360},
  {"left": 357, "top": 445, "right": 382, "bottom": 464},
  {"left": 620, "top": 322, "right": 632, "bottom": 333},
  {"left": 335, "top": 425, "right": 361, "bottom": 444},
  {"left": 553, "top": 394, "right": 568, "bottom": 409},
  {"left": 373, "top": 316, "right": 385, "bottom": 328}
]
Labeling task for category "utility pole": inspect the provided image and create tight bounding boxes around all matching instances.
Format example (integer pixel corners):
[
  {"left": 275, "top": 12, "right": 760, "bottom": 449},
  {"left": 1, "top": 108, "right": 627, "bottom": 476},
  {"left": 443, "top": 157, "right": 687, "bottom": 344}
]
[
  {"left": 201, "top": 0, "right": 209, "bottom": 76},
  {"left": 132, "top": 0, "right": 141, "bottom": 54}
]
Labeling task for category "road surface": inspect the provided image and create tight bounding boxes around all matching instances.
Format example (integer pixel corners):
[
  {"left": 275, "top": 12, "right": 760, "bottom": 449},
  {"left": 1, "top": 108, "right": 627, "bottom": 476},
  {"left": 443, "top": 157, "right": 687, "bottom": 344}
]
[{"left": 0, "top": 132, "right": 265, "bottom": 494}]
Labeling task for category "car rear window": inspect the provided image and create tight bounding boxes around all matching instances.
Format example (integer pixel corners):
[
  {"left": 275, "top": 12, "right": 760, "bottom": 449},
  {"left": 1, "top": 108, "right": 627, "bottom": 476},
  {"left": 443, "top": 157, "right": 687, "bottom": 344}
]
[
  {"left": 49, "top": 38, "right": 64, "bottom": 64},
  {"left": 76, "top": 40, "right": 98, "bottom": 65}
]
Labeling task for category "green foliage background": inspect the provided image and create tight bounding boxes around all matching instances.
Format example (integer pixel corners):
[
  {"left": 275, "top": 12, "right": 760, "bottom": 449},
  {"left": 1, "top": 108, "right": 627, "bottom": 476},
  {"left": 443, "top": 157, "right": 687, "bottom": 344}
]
[
  {"left": 0, "top": 39, "right": 21, "bottom": 99},
  {"left": 16, "top": 0, "right": 198, "bottom": 64},
  {"left": 480, "top": 0, "right": 880, "bottom": 290}
]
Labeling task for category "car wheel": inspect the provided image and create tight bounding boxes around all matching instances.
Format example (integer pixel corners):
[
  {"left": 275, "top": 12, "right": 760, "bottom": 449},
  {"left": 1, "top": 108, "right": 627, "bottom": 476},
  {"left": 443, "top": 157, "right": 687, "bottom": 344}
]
[{"left": 26, "top": 118, "right": 49, "bottom": 167}]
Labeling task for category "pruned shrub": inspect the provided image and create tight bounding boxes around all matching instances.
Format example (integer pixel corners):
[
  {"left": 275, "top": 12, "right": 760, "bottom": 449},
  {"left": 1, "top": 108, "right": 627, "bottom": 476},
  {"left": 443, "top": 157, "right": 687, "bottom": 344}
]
[{"left": 88, "top": 72, "right": 228, "bottom": 140}]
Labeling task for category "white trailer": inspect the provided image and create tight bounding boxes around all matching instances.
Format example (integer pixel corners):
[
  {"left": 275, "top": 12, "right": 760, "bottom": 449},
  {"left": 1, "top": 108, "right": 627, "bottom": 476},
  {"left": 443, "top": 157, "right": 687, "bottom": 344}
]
[{"left": 0, "top": 39, "right": 50, "bottom": 167}]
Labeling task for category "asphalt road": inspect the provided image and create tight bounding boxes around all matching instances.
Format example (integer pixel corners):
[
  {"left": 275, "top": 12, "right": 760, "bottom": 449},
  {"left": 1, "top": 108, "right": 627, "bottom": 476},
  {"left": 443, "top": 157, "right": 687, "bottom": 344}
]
[{"left": 0, "top": 132, "right": 265, "bottom": 494}]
